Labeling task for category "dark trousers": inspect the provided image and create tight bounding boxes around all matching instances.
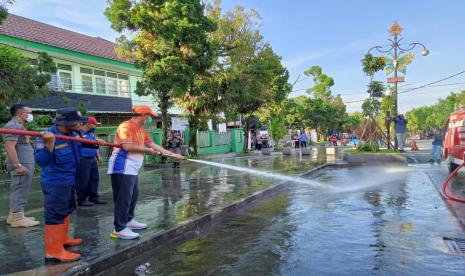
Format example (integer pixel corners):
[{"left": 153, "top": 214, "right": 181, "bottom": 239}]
[
  {"left": 256, "top": 144, "right": 262, "bottom": 151},
  {"left": 111, "top": 174, "right": 139, "bottom": 231},
  {"left": 42, "top": 184, "right": 76, "bottom": 224},
  {"left": 301, "top": 141, "right": 307, "bottom": 148},
  {"left": 295, "top": 141, "right": 300, "bottom": 148},
  {"left": 76, "top": 157, "right": 100, "bottom": 202}
]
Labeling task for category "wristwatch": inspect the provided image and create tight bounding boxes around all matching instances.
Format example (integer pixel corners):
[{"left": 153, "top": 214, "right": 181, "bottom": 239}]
[{"left": 14, "top": 163, "right": 22, "bottom": 169}]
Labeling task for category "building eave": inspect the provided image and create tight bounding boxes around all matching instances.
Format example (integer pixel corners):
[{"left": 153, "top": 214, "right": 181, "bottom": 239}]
[{"left": 0, "top": 34, "right": 139, "bottom": 71}]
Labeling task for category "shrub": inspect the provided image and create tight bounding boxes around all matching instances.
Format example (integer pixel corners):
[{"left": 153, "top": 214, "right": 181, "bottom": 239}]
[{"left": 358, "top": 142, "right": 379, "bottom": 152}]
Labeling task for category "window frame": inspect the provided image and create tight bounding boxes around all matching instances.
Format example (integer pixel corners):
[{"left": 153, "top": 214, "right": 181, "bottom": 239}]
[
  {"left": 81, "top": 74, "right": 94, "bottom": 93},
  {"left": 55, "top": 62, "right": 74, "bottom": 92},
  {"left": 107, "top": 77, "right": 118, "bottom": 96}
]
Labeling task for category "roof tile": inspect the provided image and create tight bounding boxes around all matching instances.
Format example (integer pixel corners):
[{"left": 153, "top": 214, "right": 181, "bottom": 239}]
[{"left": 0, "top": 14, "right": 131, "bottom": 64}]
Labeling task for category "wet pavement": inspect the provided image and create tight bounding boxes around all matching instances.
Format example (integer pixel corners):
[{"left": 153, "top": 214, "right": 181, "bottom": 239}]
[
  {"left": 0, "top": 150, "right": 328, "bottom": 275},
  {"left": 106, "top": 165, "right": 465, "bottom": 275},
  {"left": 2, "top": 143, "right": 465, "bottom": 275}
]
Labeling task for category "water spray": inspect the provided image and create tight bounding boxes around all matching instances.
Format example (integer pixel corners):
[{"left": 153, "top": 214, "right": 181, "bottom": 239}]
[{"left": 188, "top": 159, "right": 332, "bottom": 190}]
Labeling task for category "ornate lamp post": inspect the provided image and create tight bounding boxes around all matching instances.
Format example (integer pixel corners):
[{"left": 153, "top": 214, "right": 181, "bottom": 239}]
[{"left": 368, "top": 22, "right": 429, "bottom": 149}]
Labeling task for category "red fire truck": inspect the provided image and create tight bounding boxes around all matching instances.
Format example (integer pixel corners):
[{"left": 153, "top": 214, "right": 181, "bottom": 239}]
[{"left": 443, "top": 110, "right": 465, "bottom": 172}]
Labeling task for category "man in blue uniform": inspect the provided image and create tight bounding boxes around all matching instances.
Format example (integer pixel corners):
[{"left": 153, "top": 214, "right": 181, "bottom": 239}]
[
  {"left": 35, "top": 107, "right": 85, "bottom": 263},
  {"left": 77, "top": 116, "right": 106, "bottom": 206}
]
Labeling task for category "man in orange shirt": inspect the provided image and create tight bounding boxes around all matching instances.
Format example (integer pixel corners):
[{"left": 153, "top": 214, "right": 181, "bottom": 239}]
[{"left": 108, "top": 105, "right": 184, "bottom": 239}]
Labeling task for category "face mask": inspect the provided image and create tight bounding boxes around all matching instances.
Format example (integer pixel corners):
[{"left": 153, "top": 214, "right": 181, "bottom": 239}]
[
  {"left": 26, "top": 114, "right": 34, "bottom": 123},
  {"left": 144, "top": 116, "right": 153, "bottom": 126}
]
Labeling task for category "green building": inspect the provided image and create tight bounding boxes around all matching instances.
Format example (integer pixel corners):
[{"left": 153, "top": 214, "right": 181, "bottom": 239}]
[{"left": 0, "top": 14, "right": 181, "bottom": 125}]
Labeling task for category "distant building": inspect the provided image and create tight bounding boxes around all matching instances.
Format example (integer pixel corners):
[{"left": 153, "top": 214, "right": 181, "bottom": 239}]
[{"left": 0, "top": 14, "right": 181, "bottom": 125}]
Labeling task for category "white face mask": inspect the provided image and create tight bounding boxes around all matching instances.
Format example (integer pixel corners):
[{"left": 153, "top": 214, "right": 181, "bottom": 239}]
[{"left": 26, "top": 113, "right": 34, "bottom": 123}]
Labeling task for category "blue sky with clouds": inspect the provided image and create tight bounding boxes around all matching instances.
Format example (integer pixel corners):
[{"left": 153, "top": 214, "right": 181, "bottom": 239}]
[{"left": 9, "top": 0, "right": 465, "bottom": 113}]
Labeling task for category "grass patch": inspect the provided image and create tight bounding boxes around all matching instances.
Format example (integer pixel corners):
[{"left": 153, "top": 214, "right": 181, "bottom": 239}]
[{"left": 345, "top": 149, "right": 401, "bottom": 154}]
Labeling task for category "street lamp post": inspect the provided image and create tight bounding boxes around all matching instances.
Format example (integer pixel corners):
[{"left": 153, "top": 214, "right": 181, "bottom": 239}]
[{"left": 368, "top": 22, "right": 429, "bottom": 149}]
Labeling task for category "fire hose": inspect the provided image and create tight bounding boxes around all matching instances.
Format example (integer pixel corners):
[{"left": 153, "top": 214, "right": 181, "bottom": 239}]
[
  {"left": 441, "top": 162, "right": 465, "bottom": 203},
  {"left": 0, "top": 128, "right": 180, "bottom": 159}
]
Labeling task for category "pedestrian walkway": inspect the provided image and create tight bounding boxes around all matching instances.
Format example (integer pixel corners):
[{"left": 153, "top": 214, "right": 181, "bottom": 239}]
[{"left": 0, "top": 154, "right": 326, "bottom": 275}]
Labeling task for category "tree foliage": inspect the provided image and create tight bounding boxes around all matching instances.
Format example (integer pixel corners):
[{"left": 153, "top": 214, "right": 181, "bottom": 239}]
[
  {"left": 0, "top": 0, "right": 14, "bottom": 24},
  {"left": 200, "top": 1, "right": 291, "bottom": 151},
  {"left": 406, "top": 91, "right": 465, "bottom": 134},
  {"left": 0, "top": 2, "right": 56, "bottom": 122},
  {"left": 361, "top": 53, "right": 386, "bottom": 119},
  {"left": 105, "top": 0, "right": 216, "bottom": 143},
  {"left": 282, "top": 66, "right": 349, "bottom": 141},
  {"left": 0, "top": 46, "right": 56, "bottom": 122},
  {"left": 304, "top": 65, "right": 334, "bottom": 99},
  {"left": 361, "top": 54, "right": 386, "bottom": 79}
]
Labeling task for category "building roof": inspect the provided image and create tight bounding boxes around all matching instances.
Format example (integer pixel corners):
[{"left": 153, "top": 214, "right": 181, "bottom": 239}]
[{"left": 0, "top": 14, "right": 130, "bottom": 64}]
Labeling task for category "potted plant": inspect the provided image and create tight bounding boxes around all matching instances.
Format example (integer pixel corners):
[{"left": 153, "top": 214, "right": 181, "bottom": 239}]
[{"left": 283, "top": 141, "right": 293, "bottom": 155}]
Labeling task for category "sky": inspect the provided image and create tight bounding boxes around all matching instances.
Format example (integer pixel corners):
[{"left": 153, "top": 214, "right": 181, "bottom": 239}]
[{"left": 8, "top": 0, "right": 465, "bottom": 113}]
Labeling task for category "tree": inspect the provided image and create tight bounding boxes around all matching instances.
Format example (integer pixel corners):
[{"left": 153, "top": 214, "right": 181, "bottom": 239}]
[
  {"left": 304, "top": 65, "right": 334, "bottom": 99},
  {"left": 361, "top": 54, "right": 386, "bottom": 80},
  {"left": 105, "top": 0, "right": 216, "bottom": 144},
  {"left": 0, "top": 0, "right": 14, "bottom": 24},
  {"left": 205, "top": 1, "right": 280, "bottom": 152},
  {"left": 175, "top": 0, "right": 270, "bottom": 154},
  {"left": 0, "top": 45, "right": 56, "bottom": 122},
  {"left": 226, "top": 45, "right": 290, "bottom": 151},
  {"left": 256, "top": 47, "right": 292, "bottom": 145},
  {"left": 176, "top": 73, "right": 225, "bottom": 155},
  {"left": 360, "top": 54, "right": 386, "bottom": 118},
  {"left": 299, "top": 66, "right": 347, "bottom": 139},
  {"left": 343, "top": 112, "right": 362, "bottom": 131}
]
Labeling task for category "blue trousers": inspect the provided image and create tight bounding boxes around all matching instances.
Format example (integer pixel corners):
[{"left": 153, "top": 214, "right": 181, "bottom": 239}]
[
  {"left": 76, "top": 157, "right": 100, "bottom": 202},
  {"left": 42, "top": 184, "right": 76, "bottom": 224},
  {"left": 430, "top": 144, "right": 442, "bottom": 161},
  {"left": 111, "top": 174, "right": 139, "bottom": 231}
]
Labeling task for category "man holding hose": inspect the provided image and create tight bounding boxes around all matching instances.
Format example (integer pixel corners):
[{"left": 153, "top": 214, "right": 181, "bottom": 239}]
[
  {"left": 108, "top": 105, "right": 184, "bottom": 240},
  {"left": 35, "top": 107, "right": 94, "bottom": 263}
]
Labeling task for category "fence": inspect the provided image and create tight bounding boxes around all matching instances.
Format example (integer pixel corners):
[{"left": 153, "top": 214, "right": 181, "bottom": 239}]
[
  {"left": 0, "top": 127, "right": 243, "bottom": 176},
  {"left": 185, "top": 128, "right": 243, "bottom": 156}
]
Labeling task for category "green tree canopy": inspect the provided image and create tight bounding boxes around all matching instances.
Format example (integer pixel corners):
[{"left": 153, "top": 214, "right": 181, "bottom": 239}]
[
  {"left": 105, "top": 0, "right": 216, "bottom": 143},
  {"left": 1, "top": 2, "right": 56, "bottom": 122}
]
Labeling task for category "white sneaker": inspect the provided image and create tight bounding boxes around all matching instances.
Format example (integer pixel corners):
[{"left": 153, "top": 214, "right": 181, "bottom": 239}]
[
  {"left": 111, "top": 228, "right": 139, "bottom": 240},
  {"left": 127, "top": 219, "right": 148, "bottom": 230}
]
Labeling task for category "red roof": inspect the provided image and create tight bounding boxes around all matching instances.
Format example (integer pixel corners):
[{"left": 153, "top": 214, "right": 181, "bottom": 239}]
[{"left": 0, "top": 14, "right": 131, "bottom": 64}]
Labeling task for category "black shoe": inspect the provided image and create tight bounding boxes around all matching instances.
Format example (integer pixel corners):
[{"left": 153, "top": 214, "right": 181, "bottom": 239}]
[
  {"left": 428, "top": 159, "right": 434, "bottom": 163},
  {"left": 90, "top": 198, "right": 107, "bottom": 205},
  {"left": 78, "top": 200, "right": 95, "bottom": 207}
]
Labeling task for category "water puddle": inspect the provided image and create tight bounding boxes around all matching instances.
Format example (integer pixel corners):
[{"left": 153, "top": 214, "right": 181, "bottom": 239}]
[{"left": 104, "top": 165, "right": 465, "bottom": 275}]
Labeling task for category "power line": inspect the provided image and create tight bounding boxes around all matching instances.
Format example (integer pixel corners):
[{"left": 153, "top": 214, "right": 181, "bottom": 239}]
[
  {"left": 398, "top": 70, "right": 465, "bottom": 94},
  {"left": 343, "top": 70, "right": 465, "bottom": 104}
]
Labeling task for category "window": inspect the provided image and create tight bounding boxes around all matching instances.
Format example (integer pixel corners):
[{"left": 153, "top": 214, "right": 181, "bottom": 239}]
[
  {"left": 96, "top": 77, "right": 106, "bottom": 94},
  {"left": 58, "top": 63, "right": 72, "bottom": 71},
  {"left": 56, "top": 63, "right": 73, "bottom": 91},
  {"left": 108, "top": 79, "right": 118, "bottom": 95},
  {"left": 80, "top": 67, "right": 93, "bottom": 74},
  {"left": 59, "top": 72, "right": 73, "bottom": 91},
  {"left": 119, "top": 80, "right": 129, "bottom": 97},
  {"left": 94, "top": 70, "right": 105, "bottom": 76},
  {"left": 82, "top": 75, "right": 93, "bottom": 93},
  {"left": 107, "top": 72, "right": 117, "bottom": 78}
]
